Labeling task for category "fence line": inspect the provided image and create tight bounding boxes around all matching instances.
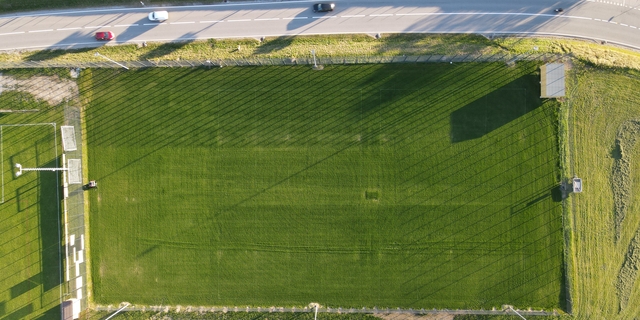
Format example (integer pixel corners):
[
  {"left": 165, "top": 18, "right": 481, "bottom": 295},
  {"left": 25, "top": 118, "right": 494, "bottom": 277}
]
[
  {"left": 94, "top": 304, "right": 560, "bottom": 317},
  {"left": 0, "top": 53, "right": 565, "bottom": 69}
]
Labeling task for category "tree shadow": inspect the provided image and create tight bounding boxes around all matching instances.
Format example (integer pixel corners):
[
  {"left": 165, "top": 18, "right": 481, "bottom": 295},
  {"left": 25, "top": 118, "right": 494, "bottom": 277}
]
[
  {"left": 140, "top": 33, "right": 197, "bottom": 60},
  {"left": 24, "top": 47, "right": 94, "bottom": 61},
  {"left": 450, "top": 74, "right": 541, "bottom": 142},
  {"left": 254, "top": 36, "right": 296, "bottom": 55},
  {"left": 38, "top": 159, "right": 62, "bottom": 292}
]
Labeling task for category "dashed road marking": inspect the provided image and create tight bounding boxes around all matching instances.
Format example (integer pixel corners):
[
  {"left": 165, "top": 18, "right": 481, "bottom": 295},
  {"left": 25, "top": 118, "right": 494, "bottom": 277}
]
[
  {"left": 85, "top": 25, "right": 110, "bottom": 29},
  {"left": 283, "top": 17, "right": 308, "bottom": 19},
  {"left": 57, "top": 27, "right": 82, "bottom": 30},
  {"left": 114, "top": 24, "right": 139, "bottom": 27},
  {"left": 29, "top": 29, "right": 53, "bottom": 33},
  {"left": 369, "top": 14, "right": 393, "bottom": 17},
  {"left": 228, "top": 19, "right": 252, "bottom": 22},
  {"left": 254, "top": 18, "right": 280, "bottom": 21},
  {"left": 200, "top": 20, "right": 223, "bottom": 23},
  {"left": 341, "top": 15, "right": 365, "bottom": 18},
  {"left": 170, "top": 21, "right": 195, "bottom": 24}
]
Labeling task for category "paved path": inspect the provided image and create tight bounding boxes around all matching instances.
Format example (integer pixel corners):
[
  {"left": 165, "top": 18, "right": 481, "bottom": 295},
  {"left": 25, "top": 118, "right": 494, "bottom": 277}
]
[{"left": 0, "top": 0, "right": 638, "bottom": 51}]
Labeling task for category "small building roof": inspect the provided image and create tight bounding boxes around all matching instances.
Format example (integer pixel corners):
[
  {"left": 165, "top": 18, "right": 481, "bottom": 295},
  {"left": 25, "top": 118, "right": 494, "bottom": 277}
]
[{"left": 540, "top": 63, "right": 565, "bottom": 98}]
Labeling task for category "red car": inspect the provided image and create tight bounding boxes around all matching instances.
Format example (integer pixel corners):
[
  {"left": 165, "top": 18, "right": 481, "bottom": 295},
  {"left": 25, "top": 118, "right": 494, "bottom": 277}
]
[{"left": 95, "top": 31, "right": 115, "bottom": 41}]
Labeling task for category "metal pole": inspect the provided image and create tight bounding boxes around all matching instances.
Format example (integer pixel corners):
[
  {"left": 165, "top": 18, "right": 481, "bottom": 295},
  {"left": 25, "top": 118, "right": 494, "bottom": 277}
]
[
  {"left": 94, "top": 52, "right": 129, "bottom": 70},
  {"left": 104, "top": 303, "right": 130, "bottom": 320},
  {"left": 314, "top": 304, "right": 318, "bottom": 320},
  {"left": 311, "top": 50, "right": 317, "bottom": 67},
  {"left": 508, "top": 306, "right": 527, "bottom": 320}
]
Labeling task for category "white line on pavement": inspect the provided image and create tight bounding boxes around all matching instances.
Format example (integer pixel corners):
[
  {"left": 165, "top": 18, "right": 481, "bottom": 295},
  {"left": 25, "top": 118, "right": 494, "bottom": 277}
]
[
  {"left": 85, "top": 25, "right": 110, "bottom": 28},
  {"left": 170, "top": 21, "right": 196, "bottom": 24},
  {"left": 341, "top": 15, "right": 365, "bottom": 18},
  {"left": 254, "top": 18, "right": 280, "bottom": 21},
  {"left": 313, "top": 16, "right": 337, "bottom": 19},
  {"left": 0, "top": 31, "right": 25, "bottom": 35},
  {"left": 114, "top": 24, "right": 139, "bottom": 27},
  {"left": 283, "top": 17, "right": 308, "bottom": 20},
  {"left": 57, "top": 27, "right": 82, "bottom": 30},
  {"left": 369, "top": 14, "right": 393, "bottom": 17},
  {"left": 200, "top": 20, "right": 223, "bottom": 23},
  {"left": 228, "top": 19, "right": 251, "bottom": 22},
  {"left": 29, "top": 29, "right": 53, "bottom": 33}
]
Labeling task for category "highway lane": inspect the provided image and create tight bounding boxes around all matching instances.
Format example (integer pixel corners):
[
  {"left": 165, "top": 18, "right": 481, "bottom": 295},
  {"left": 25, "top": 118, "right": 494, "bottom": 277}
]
[{"left": 0, "top": 0, "right": 638, "bottom": 51}]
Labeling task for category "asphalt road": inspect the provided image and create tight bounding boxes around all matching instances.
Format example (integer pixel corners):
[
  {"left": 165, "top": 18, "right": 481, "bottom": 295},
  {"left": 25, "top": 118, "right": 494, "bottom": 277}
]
[{"left": 0, "top": 0, "right": 639, "bottom": 51}]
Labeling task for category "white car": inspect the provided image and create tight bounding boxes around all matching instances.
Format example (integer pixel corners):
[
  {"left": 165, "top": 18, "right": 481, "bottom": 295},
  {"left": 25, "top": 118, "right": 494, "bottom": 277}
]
[{"left": 148, "top": 11, "right": 169, "bottom": 22}]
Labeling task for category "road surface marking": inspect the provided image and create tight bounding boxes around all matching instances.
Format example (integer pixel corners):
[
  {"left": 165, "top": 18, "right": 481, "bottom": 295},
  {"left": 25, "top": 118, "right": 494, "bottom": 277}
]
[
  {"left": 313, "top": 16, "right": 337, "bottom": 19},
  {"left": 57, "top": 27, "right": 82, "bottom": 30},
  {"left": 395, "top": 13, "right": 429, "bottom": 16},
  {"left": 143, "top": 23, "right": 167, "bottom": 25},
  {"left": 200, "top": 20, "right": 223, "bottom": 23},
  {"left": 621, "top": 23, "right": 628, "bottom": 26},
  {"left": 0, "top": 31, "right": 25, "bottom": 35},
  {"left": 341, "top": 15, "right": 365, "bottom": 18},
  {"left": 631, "top": 26, "right": 637, "bottom": 29},
  {"left": 254, "top": 18, "right": 280, "bottom": 21},
  {"left": 29, "top": 29, "right": 53, "bottom": 33},
  {"left": 370, "top": 14, "right": 393, "bottom": 17},
  {"left": 283, "top": 17, "right": 308, "bottom": 20},
  {"left": 228, "top": 19, "right": 251, "bottom": 22},
  {"left": 115, "top": 24, "right": 139, "bottom": 27},
  {"left": 85, "top": 25, "right": 111, "bottom": 29},
  {"left": 170, "top": 21, "right": 195, "bottom": 24}
]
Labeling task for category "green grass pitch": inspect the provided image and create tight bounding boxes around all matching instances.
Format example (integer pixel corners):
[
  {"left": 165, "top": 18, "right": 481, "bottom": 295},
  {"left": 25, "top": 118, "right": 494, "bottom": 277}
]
[
  {"left": 0, "top": 91, "right": 64, "bottom": 320},
  {"left": 83, "top": 63, "right": 564, "bottom": 310}
]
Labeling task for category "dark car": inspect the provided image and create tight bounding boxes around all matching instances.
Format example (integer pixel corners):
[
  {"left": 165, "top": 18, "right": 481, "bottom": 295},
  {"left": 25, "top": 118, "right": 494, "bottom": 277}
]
[
  {"left": 313, "top": 3, "right": 335, "bottom": 12},
  {"left": 554, "top": 8, "right": 563, "bottom": 13},
  {"left": 95, "top": 31, "right": 115, "bottom": 41}
]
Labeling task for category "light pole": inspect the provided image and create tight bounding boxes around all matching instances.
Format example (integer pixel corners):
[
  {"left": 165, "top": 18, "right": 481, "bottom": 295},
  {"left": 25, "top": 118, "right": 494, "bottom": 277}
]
[
  {"left": 94, "top": 52, "right": 129, "bottom": 70},
  {"left": 15, "top": 163, "right": 68, "bottom": 177},
  {"left": 311, "top": 50, "right": 323, "bottom": 70}
]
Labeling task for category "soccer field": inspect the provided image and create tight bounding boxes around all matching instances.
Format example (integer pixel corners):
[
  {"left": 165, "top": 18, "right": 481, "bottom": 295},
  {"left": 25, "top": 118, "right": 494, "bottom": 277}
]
[{"left": 84, "top": 63, "right": 563, "bottom": 310}]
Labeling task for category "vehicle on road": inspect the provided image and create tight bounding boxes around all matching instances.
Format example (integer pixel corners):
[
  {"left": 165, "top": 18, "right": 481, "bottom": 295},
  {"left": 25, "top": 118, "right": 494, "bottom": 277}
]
[
  {"left": 313, "top": 3, "right": 335, "bottom": 12},
  {"left": 148, "top": 10, "right": 169, "bottom": 22},
  {"left": 95, "top": 31, "right": 115, "bottom": 40},
  {"left": 554, "top": 8, "right": 564, "bottom": 13}
]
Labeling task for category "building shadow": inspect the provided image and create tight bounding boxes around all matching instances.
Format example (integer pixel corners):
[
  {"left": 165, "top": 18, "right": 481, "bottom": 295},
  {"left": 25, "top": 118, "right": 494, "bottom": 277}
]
[{"left": 450, "top": 74, "right": 542, "bottom": 143}]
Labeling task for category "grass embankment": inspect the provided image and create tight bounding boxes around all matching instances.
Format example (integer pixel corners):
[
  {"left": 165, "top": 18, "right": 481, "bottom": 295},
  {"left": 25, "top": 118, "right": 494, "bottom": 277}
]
[
  {"left": 0, "top": 88, "right": 65, "bottom": 319},
  {"left": 82, "top": 62, "right": 563, "bottom": 310},
  {"left": 2, "top": 34, "right": 640, "bottom": 70},
  {"left": 567, "top": 66, "right": 640, "bottom": 319}
]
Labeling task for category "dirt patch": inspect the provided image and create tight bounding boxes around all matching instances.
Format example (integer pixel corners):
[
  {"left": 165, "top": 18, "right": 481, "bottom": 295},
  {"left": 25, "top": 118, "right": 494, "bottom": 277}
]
[
  {"left": 0, "top": 73, "right": 78, "bottom": 106},
  {"left": 374, "top": 313, "right": 454, "bottom": 320}
]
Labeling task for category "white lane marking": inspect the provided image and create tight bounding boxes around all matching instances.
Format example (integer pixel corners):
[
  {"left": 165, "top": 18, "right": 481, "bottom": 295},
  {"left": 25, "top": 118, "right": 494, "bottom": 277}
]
[
  {"left": 594, "top": 18, "right": 602, "bottom": 21},
  {"left": 143, "top": 23, "right": 167, "bottom": 25},
  {"left": 200, "top": 20, "right": 223, "bottom": 23},
  {"left": 114, "top": 24, "right": 139, "bottom": 27},
  {"left": 228, "top": 19, "right": 251, "bottom": 22},
  {"left": 0, "top": 31, "right": 24, "bottom": 35},
  {"left": 85, "top": 25, "right": 111, "bottom": 29},
  {"left": 170, "top": 21, "right": 195, "bottom": 24},
  {"left": 29, "top": 29, "right": 53, "bottom": 33},
  {"left": 283, "top": 17, "right": 308, "bottom": 20},
  {"left": 621, "top": 23, "right": 628, "bottom": 26},
  {"left": 609, "top": 21, "right": 617, "bottom": 24},
  {"left": 631, "top": 26, "right": 637, "bottom": 29},
  {"left": 254, "top": 18, "right": 280, "bottom": 21},
  {"left": 341, "top": 15, "right": 365, "bottom": 18},
  {"left": 395, "top": 13, "right": 429, "bottom": 16},
  {"left": 313, "top": 16, "right": 337, "bottom": 19},
  {"left": 57, "top": 27, "right": 82, "bottom": 30},
  {"left": 369, "top": 14, "right": 393, "bottom": 17}
]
